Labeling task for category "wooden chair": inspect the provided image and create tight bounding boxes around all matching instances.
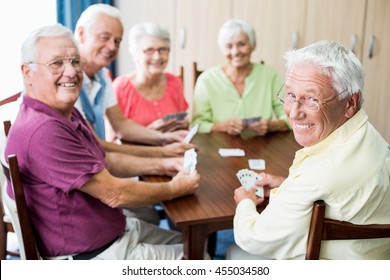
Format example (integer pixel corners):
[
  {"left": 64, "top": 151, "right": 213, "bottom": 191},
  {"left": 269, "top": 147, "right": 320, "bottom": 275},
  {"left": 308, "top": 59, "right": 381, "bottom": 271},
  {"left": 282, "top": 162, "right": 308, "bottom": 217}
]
[
  {"left": 0, "top": 92, "right": 21, "bottom": 106},
  {"left": 192, "top": 62, "right": 203, "bottom": 89},
  {"left": 178, "top": 66, "right": 184, "bottom": 87},
  {"left": 0, "top": 120, "right": 20, "bottom": 260},
  {"left": 1, "top": 120, "right": 39, "bottom": 259},
  {"left": 306, "top": 200, "right": 390, "bottom": 259},
  {"left": 3, "top": 154, "right": 39, "bottom": 260}
]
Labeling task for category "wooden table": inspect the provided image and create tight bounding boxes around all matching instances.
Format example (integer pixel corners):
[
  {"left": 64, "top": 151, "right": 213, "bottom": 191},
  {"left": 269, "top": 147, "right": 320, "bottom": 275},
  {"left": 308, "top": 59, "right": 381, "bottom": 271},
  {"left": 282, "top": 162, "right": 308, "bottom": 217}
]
[{"left": 146, "top": 131, "right": 301, "bottom": 259}]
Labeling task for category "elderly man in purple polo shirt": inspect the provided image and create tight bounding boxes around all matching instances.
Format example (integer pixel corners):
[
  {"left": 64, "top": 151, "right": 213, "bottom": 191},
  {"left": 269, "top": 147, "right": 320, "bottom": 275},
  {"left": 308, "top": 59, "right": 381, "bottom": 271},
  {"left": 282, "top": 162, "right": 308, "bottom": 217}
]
[{"left": 4, "top": 24, "right": 201, "bottom": 260}]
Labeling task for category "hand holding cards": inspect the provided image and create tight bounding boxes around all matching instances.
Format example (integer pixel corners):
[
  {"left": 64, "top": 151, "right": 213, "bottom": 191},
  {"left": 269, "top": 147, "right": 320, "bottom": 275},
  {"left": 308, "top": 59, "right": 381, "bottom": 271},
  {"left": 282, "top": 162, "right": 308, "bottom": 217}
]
[
  {"left": 183, "top": 124, "right": 198, "bottom": 144},
  {"left": 242, "top": 116, "right": 262, "bottom": 127},
  {"left": 236, "top": 169, "right": 264, "bottom": 197},
  {"left": 163, "top": 112, "right": 188, "bottom": 122},
  {"left": 183, "top": 148, "right": 197, "bottom": 174}
]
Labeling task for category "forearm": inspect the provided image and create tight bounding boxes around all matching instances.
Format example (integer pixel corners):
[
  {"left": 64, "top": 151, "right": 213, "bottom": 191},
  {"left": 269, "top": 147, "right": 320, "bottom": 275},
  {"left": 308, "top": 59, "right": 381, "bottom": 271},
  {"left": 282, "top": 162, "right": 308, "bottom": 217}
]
[
  {"left": 105, "top": 152, "right": 165, "bottom": 177},
  {"left": 101, "top": 139, "right": 164, "bottom": 157},
  {"left": 81, "top": 171, "right": 175, "bottom": 208},
  {"left": 116, "top": 119, "right": 164, "bottom": 146}
]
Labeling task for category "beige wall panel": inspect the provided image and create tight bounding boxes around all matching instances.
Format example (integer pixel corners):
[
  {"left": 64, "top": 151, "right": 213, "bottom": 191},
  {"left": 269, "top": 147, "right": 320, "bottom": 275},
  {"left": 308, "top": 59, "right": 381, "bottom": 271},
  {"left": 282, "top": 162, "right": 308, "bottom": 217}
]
[
  {"left": 304, "top": 0, "right": 366, "bottom": 59},
  {"left": 233, "top": 0, "right": 306, "bottom": 76},
  {"left": 115, "top": 0, "right": 176, "bottom": 76},
  {"left": 362, "top": 0, "right": 390, "bottom": 142}
]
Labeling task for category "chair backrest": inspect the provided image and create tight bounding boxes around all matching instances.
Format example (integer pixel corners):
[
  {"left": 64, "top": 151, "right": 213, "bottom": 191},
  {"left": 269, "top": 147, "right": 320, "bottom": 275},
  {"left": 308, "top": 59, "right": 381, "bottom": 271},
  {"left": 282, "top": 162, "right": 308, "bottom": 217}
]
[
  {"left": 0, "top": 120, "right": 19, "bottom": 259},
  {"left": 4, "top": 154, "right": 39, "bottom": 260},
  {"left": 306, "top": 200, "right": 390, "bottom": 259},
  {"left": 192, "top": 62, "right": 203, "bottom": 89},
  {"left": 178, "top": 66, "right": 184, "bottom": 87},
  {"left": 0, "top": 92, "right": 21, "bottom": 107}
]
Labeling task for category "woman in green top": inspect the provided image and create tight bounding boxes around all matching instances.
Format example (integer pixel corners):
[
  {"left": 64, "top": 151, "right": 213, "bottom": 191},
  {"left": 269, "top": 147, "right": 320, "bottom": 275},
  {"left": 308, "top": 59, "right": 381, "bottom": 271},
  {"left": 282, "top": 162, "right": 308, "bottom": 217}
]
[{"left": 192, "top": 19, "right": 290, "bottom": 136}]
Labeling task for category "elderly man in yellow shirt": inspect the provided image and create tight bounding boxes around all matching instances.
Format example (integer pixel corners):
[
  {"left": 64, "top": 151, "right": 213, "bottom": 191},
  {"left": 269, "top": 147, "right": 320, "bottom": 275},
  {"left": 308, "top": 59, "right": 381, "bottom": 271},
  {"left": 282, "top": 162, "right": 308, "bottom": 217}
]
[{"left": 229, "top": 40, "right": 390, "bottom": 260}]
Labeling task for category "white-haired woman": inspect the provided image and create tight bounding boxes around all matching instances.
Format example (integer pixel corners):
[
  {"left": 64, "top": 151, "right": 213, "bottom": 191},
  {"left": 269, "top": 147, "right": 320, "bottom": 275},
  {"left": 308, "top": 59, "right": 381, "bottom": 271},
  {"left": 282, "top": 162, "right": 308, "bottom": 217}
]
[
  {"left": 192, "top": 19, "right": 289, "bottom": 136},
  {"left": 113, "top": 22, "right": 189, "bottom": 132}
]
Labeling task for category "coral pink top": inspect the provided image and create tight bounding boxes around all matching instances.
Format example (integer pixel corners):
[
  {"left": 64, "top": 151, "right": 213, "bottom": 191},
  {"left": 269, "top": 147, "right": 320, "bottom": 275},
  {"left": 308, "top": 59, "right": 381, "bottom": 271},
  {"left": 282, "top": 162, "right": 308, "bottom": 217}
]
[{"left": 113, "top": 73, "right": 188, "bottom": 126}]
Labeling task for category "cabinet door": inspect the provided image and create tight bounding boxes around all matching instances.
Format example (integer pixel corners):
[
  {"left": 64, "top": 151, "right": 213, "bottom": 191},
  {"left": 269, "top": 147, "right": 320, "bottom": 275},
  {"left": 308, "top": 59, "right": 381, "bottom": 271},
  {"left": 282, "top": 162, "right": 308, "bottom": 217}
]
[
  {"left": 175, "top": 0, "right": 232, "bottom": 103},
  {"left": 361, "top": 0, "right": 390, "bottom": 142},
  {"left": 115, "top": 0, "right": 176, "bottom": 76},
  {"left": 304, "top": 0, "right": 366, "bottom": 60},
  {"left": 233, "top": 0, "right": 306, "bottom": 76}
]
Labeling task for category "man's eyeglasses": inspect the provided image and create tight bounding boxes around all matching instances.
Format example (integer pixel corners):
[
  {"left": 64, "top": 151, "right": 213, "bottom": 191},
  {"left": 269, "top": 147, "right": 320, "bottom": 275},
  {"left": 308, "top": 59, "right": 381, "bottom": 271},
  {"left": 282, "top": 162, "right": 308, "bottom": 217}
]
[
  {"left": 143, "top": 47, "right": 170, "bottom": 56},
  {"left": 28, "top": 57, "right": 84, "bottom": 75},
  {"left": 276, "top": 84, "right": 348, "bottom": 112}
]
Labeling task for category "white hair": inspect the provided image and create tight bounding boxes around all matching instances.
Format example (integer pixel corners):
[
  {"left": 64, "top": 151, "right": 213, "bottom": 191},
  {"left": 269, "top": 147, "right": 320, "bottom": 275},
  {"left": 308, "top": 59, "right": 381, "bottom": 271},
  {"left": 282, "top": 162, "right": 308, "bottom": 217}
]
[
  {"left": 74, "top": 4, "right": 123, "bottom": 41},
  {"left": 284, "top": 40, "right": 365, "bottom": 105},
  {"left": 217, "top": 19, "right": 256, "bottom": 51},
  {"left": 128, "top": 22, "right": 170, "bottom": 56}
]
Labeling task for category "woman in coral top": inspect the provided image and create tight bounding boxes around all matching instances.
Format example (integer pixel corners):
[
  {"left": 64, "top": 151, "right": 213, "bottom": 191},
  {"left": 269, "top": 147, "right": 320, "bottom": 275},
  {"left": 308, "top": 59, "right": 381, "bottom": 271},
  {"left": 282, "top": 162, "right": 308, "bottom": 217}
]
[{"left": 113, "top": 22, "right": 189, "bottom": 132}]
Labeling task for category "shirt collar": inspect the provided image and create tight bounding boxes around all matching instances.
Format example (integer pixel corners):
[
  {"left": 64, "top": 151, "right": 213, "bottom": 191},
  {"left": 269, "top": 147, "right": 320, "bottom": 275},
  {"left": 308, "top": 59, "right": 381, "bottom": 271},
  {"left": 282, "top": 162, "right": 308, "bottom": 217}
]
[{"left": 293, "top": 109, "right": 368, "bottom": 163}]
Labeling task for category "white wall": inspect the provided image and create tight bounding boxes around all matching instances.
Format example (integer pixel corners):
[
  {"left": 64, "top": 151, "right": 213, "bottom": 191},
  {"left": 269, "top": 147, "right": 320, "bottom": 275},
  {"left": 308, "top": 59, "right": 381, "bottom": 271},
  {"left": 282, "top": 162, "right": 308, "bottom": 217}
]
[{"left": 0, "top": 0, "right": 57, "bottom": 101}]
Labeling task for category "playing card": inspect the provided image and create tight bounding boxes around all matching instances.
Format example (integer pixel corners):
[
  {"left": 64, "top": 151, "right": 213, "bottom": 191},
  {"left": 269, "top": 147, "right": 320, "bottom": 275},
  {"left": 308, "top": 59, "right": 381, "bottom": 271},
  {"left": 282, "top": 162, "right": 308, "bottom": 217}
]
[
  {"left": 236, "top": 168, "right": 264, "bottom": 197},
  {"left": 183, "top": 124, "right": 198, "bottom": 144},
  {"left": 242, "top": 116, "right": 262, "bottom": 126},
  {"left": 163, "top": 112, "right": 188, "bottom": 122},
  {"left": 218, "top": 148, "right": 245, "bottom": 157},
  {"left": 183, "top": 148, "right": 197, "bottom": 174},
  {"left": 248, "top": 159, "right": 266, "bottom": 170}
]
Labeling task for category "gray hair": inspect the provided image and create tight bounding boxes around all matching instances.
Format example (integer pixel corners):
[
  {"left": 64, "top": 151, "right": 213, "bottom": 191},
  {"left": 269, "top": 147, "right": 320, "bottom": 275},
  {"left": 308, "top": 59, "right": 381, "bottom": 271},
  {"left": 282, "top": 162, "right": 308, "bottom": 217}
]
[
  {"left": 128, "top": 22, "right": 170, "bottom": 56},
  {"left": 217, "top": 19, "right": 256, "bottom": 50},
  {"left": 21, "top": 23, "right": 76, "bottom": 65},
  {"left": 284, "top": 40, "right": 365, "bottom": 105},
  {"left": 74, "top": 4, "right": 123, "bottom": 41}
]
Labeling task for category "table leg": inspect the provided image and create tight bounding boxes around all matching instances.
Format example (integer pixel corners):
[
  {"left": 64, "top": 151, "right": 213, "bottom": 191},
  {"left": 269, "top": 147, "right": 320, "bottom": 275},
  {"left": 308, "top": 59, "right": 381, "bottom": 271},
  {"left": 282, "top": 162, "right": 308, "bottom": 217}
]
[{"left": 181, "top": 224, "right": 209, "bottom": 260}]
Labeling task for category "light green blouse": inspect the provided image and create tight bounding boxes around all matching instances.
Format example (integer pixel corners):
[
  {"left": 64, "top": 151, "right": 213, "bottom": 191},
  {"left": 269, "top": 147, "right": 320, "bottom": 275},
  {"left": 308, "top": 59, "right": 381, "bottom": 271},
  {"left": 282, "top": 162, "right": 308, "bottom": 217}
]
[{"left": 192, "top": 63, "right": 288, "bottom": 133}]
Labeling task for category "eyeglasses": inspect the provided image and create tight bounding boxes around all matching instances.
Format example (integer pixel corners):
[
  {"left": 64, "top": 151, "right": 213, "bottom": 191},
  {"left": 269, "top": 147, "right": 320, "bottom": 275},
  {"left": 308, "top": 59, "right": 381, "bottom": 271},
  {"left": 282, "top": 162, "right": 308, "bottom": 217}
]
[
  {"left": 142, "top": 47, "right": 170, "bottom": 56},
  {"left": 28, "top": 57, "right": 84, "bottom": 75},
  {"left": 276, "top": 84, "right": 348, "bottom": 112}
]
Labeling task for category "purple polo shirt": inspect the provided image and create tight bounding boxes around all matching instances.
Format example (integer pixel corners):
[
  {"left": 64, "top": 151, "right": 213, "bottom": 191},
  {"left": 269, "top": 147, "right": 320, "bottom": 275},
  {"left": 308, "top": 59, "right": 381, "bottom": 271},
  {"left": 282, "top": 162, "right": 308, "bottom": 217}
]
[{"left": 5, "top": 95, "right": 126, "bottom": 257}]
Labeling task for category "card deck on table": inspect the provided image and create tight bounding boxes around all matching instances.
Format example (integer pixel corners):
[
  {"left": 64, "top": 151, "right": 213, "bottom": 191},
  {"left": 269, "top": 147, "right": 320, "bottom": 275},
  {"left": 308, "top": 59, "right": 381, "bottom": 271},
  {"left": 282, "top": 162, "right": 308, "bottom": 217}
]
[
  {"left": 183, "top": 148, "right": 197, "bottom": 174},
  {"left": 242, "top": 116, "right": 262, "bottom": 126},
  {"left": 163, "top": 111, "right": 188, "bottom": 122},
  {"left": 248, "top": 159, "right": 266, "bottom": 170},
  {"left": 236, "top": 168, "right": 264, "bottom": 197},
  {"left": 218, "top": 148, "right": 245, "bottom": 157},
  {"left": 183, "top": 124, "right": 198, "bottom": 144}
]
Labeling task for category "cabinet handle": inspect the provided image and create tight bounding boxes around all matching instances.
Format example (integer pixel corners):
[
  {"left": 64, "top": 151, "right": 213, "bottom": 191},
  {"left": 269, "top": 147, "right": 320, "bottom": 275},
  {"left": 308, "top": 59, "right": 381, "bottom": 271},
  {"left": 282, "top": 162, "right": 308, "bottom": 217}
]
[
  {"left": 180, "top": 27, "right": 186, "bottom": 49},
  {"left": 368, "top": 34, "right": 375, "bottom": 59},
  {"left": 292, "top": 32, "right": 298, "bottom": 49},
  {"left": 350, "top": 34, "right": 357, "bottom": 54}
]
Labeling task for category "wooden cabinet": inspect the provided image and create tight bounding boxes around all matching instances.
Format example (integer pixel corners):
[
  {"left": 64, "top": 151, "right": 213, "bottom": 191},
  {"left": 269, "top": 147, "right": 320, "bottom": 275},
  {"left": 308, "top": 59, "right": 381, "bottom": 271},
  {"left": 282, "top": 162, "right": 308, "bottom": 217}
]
[
  {"left": 361, "top": 0, "right": 390, "bottom": 142},
  {"left": 232, "top": 0, "right": 306, "bottom": 76},
  {"left": 115, "top": 0, "right": 390, "bottom": 141},
  {"left": 115, "top": 0, "right": 176, "bottom": 76},
  {"left": 303, "top": 0, "right": 367, "bottom": 59},
  {"left": 174, "top": 0, "right": 232, "bottom": 104}
]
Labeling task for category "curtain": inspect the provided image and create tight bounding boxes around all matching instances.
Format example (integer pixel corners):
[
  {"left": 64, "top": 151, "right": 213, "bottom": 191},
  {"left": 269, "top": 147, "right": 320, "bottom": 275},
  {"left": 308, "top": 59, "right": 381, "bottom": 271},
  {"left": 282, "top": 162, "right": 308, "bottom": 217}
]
[
  {"left": 57, "top": 0, "right": 113, "bottom": 32},
  {"left": 57, "top": 0, "right": 116, "bottom": 76}
]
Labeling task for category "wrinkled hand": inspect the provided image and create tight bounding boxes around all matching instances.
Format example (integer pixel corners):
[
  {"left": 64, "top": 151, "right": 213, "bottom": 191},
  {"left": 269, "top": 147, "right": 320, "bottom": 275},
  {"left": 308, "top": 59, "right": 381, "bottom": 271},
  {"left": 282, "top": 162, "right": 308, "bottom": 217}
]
[
  {"left": 161, "top": 157, "right": 183, "bottom": 177},
  {"left": 234, "top": 186, "right": 264, "bottom": 205},
  {"left": 149, "top": 118, "right": 190, "bottom": 132},
  {"left": 162, "top": 130, "right": 188, "bottom": 144},
  {"left": 219, "top": 117, "right": 245, "bottom": 135},
  {"left": 169, "top": 169, "right": 200, "bottom": 199},
  {"left": 247, "top": 119, "right": 268, "bottom": 136},
  {"left": 161, "top": 142, "right": 198, "bottom": 157},
  {"left": 254, "top": 172, "right": 286, "bottom": 197}
]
